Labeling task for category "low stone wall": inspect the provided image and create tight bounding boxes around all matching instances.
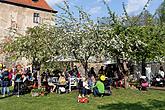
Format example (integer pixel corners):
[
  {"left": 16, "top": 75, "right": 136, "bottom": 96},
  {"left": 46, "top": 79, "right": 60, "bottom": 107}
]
[{"left": 74, "top": 62, "right": 103, "bottom": 76}]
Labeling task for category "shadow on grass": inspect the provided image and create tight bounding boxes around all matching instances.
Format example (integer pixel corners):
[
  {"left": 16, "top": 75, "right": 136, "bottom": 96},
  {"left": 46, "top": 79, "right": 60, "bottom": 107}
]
[
  {"left": 0, "top": 94, "right": 14, "bottom": 99},
  {"left": 98, "top": 99, "right": 165, "bottom": 110}
]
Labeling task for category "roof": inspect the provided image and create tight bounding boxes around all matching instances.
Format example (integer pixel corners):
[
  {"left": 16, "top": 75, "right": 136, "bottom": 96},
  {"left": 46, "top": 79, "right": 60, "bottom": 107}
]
[{"left": 0, "top": 0, "right": 57, "bottom": 13}]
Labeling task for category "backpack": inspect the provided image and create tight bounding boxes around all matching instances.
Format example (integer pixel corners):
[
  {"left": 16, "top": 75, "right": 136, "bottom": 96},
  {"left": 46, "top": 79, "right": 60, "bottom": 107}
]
[{"left": 77, "top": 97, "right": 89, "bottom": 103}]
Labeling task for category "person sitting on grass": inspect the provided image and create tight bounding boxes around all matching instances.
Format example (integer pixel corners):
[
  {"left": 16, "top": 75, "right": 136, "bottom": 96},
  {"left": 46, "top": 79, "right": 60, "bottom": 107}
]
[
  {"left": 82, "top": 77, "right": 91, "bottom": 97},
  {"left": 93, "top": 75, "right": 105, "bottom": 97},
  {"left": 139, "top": 76, "right": 149, "bottom": 91},
  {"left": 78, "top": 77, "right": 91, "bottom": 98},
  {"left": 88, "top": 75, "right": 96, "bottom": 92}
]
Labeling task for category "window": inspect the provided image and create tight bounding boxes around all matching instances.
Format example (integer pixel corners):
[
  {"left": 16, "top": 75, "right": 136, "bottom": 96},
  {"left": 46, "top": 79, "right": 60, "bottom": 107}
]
[
  {"left": 33, "top": 13, "right": 40, "bottom": 23},
  {"left": 32, "top": 0, "right": 39, "bottom": 2}
]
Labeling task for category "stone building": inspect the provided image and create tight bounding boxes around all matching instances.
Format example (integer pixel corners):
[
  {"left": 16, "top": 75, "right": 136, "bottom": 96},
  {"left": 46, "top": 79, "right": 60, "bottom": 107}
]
[
  {"left": 0, "top": 0, "right": 57, "bottom": 63},
  {"left": 0, "top": 0, "right": 57, "bottom": 39}
]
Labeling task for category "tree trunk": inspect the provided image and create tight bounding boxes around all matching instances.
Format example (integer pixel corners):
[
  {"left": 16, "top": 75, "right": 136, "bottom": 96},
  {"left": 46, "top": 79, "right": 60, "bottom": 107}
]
[
  {"left": 32, "top": 59, "right": 41, "bottom": 88},
  {"left": 37, "top": 70, "right": 41, "bottom": 88},
  {"left": 116, "top": 55, "right": 130, "bottom": 89},
  {"left": 124, "top": 75, "right": 129, "bottom": 89},
  {"left": 80, "top": 60, "right": 88, "bottom": 77},
  {"left": 142, "top": 56, "right": 146, "bottom": 76}
]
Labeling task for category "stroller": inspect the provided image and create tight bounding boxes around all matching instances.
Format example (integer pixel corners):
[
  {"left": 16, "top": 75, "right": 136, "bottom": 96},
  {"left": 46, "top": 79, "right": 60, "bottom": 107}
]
[
  {"left": 56, "top": 81, "right": 69, "bottom": 94},
  {"left": 139, "top": 76, "right": 149, "bottom": 91},
  {"left": 56, "top": 77, "right": 69, "bottom": 94}
]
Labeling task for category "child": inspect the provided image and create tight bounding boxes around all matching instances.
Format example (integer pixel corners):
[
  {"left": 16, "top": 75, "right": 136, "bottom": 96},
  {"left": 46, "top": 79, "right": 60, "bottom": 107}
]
[{"left": 93, "top": 75, "right": 105, "bottom": 97}]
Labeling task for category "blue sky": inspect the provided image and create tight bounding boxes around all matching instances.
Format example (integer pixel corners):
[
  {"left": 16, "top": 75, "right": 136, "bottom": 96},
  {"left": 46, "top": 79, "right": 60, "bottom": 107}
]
[{"left": 46, "top": 0, "right": 163, "bottom": 19}]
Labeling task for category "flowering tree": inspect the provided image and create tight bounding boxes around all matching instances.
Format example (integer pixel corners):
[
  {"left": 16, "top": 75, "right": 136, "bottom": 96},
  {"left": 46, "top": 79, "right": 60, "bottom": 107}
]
[
  {"left": 3, "top": 24, "right": 60, "bottom": 70},
  {"left": 3, "top": 0, "right": 164, "bottom": 81},
  {"left": 99, "top": 0, "right": 165, "bottom": 87},
  {"left": 56, "top": 2, "right": 105, "bottom": 76}
]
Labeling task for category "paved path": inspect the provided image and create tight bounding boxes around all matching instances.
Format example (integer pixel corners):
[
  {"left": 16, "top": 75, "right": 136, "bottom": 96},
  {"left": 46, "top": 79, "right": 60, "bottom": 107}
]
[{"left": 149, "top": 86, "right": 165, "bottom": 91}]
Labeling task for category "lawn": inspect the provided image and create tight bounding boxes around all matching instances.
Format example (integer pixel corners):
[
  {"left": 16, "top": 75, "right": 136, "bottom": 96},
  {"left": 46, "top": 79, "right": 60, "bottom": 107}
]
[{"left": 0, "top": 88, "right": 164, "bottom": 110}]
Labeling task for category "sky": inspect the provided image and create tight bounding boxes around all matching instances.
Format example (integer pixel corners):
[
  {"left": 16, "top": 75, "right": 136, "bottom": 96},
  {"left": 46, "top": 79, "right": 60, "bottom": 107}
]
[{"left": 45, "top": 0, "right": 163, "bottom": 19}]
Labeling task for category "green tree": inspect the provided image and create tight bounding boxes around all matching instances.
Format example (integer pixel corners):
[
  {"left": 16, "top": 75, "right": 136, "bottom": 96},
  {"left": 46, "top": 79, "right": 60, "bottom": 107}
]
[
  {"left": 55, "top": 2, "right": 106, "bottom": 76},
  {"left": 100, "top": 0, "right": 165, "bottom": 88},
  {"left": 4, "top": 25, "right": 60, "bottom": 71}
]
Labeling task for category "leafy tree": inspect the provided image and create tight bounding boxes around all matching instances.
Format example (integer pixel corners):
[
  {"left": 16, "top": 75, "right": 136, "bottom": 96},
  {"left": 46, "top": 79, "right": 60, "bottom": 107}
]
[
  {"left": 56, "top": 2, "right": 104, "bottom": 76},
  {"left": 3, "top": 0, "right": 164, "bottom": 83},
  {"left": 100, "top": 0, "right": 165, "bottom": 88},
  {"left": 4, "top": 25, "right": 60, "bottom": 71}
]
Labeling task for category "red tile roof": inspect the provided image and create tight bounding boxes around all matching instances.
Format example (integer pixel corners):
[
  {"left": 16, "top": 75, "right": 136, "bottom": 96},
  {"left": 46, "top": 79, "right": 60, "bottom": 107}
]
[{"left": 1, "top": 0, "right": 57, "bottom": 13}]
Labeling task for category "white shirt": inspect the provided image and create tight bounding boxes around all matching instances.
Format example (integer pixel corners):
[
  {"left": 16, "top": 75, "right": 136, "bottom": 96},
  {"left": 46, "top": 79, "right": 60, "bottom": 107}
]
[
  {"left": 158, "top": 70, "right": 164, "bottom": 78},
  {"left": 83, "top": 81, "right": 89, "bottom": 89}
]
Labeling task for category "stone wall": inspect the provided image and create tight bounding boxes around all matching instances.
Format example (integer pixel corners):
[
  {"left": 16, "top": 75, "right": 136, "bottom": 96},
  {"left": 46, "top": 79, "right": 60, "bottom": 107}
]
[{"left": 74, "top": 62, "right": 103, "bottom": 77}]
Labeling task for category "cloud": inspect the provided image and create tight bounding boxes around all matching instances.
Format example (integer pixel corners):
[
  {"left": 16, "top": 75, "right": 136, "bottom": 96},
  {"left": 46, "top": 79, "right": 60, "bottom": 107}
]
[
  {"left": 126, "top": 0, "right": 148, "bottom": 15},
  {"left": 45, "top": 0, "right": 66, "bottom": 6},
  {"left": 89, "top": 6, "right": 102, "bottom": 15}
]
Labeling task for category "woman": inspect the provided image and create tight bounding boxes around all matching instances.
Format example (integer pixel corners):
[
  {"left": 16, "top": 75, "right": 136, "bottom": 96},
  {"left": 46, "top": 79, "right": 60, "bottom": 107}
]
[
  {"left": 59, "top": 74, "right": 66, "bottom": 85},
  {"left": 82, "top": 77, "right": 90, "bottom": 97},
  {"left": 58, "top": 73, "right": 67, "bottom": 93}
]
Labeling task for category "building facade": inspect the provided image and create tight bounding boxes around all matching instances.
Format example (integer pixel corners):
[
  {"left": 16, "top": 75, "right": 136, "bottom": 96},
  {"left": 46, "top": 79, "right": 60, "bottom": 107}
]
[
  {"left": 0, "top": 0, "right": 57, "bottom": 63},
  {"left": 0, "top": 0, "right": 57, "bottom": 39}
]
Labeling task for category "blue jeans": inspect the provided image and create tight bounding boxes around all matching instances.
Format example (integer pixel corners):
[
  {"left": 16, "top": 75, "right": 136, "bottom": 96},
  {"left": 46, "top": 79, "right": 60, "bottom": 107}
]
[
  {"left": 81, "top": 87, "right": 91, "bottom": 96},
  {"left": 93, "top": 87, "right": 100, "bottom": 96},
  {"left": 2, "top": 81, "right": 10, "bottom": 95},
  {"left": 82, "top": 87, "right": 87, "bottom": 95}
]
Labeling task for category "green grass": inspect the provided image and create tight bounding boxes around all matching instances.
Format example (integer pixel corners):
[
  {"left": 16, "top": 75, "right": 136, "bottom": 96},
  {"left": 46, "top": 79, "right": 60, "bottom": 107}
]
[{"left": 0, "top": 88, "right": 164, "bottom": 110}]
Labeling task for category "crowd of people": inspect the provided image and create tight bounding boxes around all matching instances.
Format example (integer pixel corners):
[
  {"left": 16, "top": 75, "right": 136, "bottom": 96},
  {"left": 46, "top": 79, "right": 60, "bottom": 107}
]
[
  {"left": 0, "top": 63, "right": 111, "bottom": 98},
  {"left": 0, "top": 64, "right": 34, "bottom": 97},
  {"left": 0, "top": 62, "right": 164, "bottom": 98}
]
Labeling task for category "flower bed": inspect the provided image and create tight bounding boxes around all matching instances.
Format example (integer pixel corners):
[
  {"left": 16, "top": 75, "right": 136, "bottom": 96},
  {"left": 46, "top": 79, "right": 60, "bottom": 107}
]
[{"left": 31, "top": 87, "right": 45, "bottom": 97}]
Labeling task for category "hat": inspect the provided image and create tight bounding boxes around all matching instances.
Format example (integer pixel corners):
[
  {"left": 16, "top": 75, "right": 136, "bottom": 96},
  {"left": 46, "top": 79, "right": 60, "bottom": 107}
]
[{"left": 100, "top": 75, "right": 105, "bottom": 81}]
